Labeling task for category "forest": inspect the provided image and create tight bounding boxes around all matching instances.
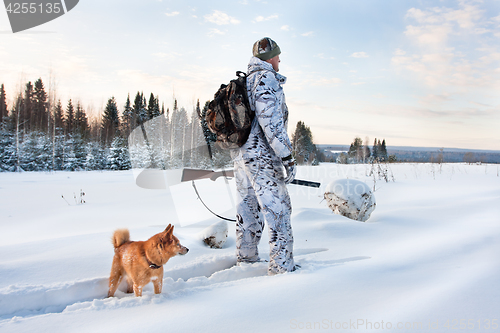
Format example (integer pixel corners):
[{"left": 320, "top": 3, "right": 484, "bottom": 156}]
[{"left": 0, "top": 79, "right": 322, "bottom": 172}]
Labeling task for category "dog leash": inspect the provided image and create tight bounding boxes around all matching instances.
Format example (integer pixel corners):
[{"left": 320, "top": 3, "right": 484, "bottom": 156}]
[{"left": 191, "top": 180, "right": 237, "bottom": 222}]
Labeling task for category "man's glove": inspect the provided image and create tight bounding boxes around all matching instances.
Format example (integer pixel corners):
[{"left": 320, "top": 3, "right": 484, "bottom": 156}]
[{"left": 282, "top": 155, "right": 296, "bottom": 184}]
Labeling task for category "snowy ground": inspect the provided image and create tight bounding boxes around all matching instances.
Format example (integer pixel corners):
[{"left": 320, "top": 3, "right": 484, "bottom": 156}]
[{"left": 0, "top": 163, "right": 499, "bottom": 332}]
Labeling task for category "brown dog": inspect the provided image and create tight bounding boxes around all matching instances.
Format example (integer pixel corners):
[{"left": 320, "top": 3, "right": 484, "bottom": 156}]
[{"left": 107, "top": 224, "right": 189, "bottom": 297}]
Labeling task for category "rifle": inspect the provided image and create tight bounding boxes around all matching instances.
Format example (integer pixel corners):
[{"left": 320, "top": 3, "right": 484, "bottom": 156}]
[{"left": 181, "top": 168, "right": 321, "bottom": 188}]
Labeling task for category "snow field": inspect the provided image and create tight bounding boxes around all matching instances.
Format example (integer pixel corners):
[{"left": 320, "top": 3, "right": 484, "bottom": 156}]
[{"left": 0, "top": 163, "right": 499, "bottom": 332}]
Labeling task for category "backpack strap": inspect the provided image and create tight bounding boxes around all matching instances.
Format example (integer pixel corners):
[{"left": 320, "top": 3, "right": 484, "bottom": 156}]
[
  {"left": 246, "top": 69, "right": 267, "bottom": 96},
  {"left": 236, "top": 71, "right": 247, "bottom": 78}
]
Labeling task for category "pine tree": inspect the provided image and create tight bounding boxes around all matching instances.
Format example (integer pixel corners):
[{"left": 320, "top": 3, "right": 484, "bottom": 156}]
[
  {"left": 292, "top": 121, "right": 318, "bottom": 165},
  {"left": 372, "top": 138, "right": 379, "bottom": 161},
  {"left": 107, "top": 136, "right": 131, "bottom": 170},
  {"left": 84, "top": 141, "right": 106, "bottom": 171},
  {"left": 0, "top": 121, "right": 16, "bottom": 171},
  {"left": 65, "top": 99, "right": 75, "bottom": 135},
  {"left": 147, "top": 93, "right": 160, "bottom": 120},
  {"left": 33, "top": 78, "right": 48, "bottom": 131},
  {"left": 53, "top": 100, "right": 64, "bottom": 131},
  {"left": 23, "top": 82, "right": 34, "bottom": 132},
  {"left": 101, "top": 97, "right": 120, "bottom": 146},
  {"left": 348, "top": 137, "right": 364, "bottom": 163},
  {"left": 122, "top": 94, "right": 134, "bottom": 136},
  {"left": 74, "top": 101, "right": 89, "bottom": 139},
  {"left": 0, "top": 84, "right": 7, "bottom": 122},
  {"left": 133, "top": 92, "right": 147, "bottom": 126},
  {"left": 380, "top": 139, "right": 388, "bottom": 161}
]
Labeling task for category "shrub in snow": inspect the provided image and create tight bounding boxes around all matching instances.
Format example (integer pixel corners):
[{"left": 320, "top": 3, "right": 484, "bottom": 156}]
[
  {"left": 324, "top": 179, "right": 376, "bottom": 222},
  {"left": 199, "top": 221, "right": 228, "bottom": 249}
]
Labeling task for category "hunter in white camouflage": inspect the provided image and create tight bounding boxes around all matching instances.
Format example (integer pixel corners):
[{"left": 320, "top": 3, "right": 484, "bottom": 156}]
[{"left": 231, "top": 38, "right": 297, "bottom": 275}]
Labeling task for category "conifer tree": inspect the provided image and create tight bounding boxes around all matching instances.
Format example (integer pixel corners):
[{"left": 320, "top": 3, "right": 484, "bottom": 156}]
[
  {"left": 101, "top": 96, "right": 120, "bottom": 146},
  {"left": 107, "top": 136, "right": 131, "bottom": 170},
  {"left": 372, "top": 138, "right": 379, "bottom": 161},
  {"left": 147, "top": 93, "right": 160, "bottom": 120},
  {"left": 53, "top": 100, "right": 64, "bottom": 130},
  {"left": 65, "top": 99, "right": 75, "bottom": 135},
  {"left": 23, "top": 82, "right": 34, "bottom": 132},
  {"left": 348, "top": 137, "right": 364, "bottom": 163},
  {"left": 122, "top": 94, "right": 134, "bottom": 136},
  {"left": 292, "top": 121, "right": 318, "bottom": 165},
  {"left": 133, "top": 92, "right": 147, "bottom": 126},
  {"left": 380, "top": 139, "right": 388, "bottom": 161},
  {"left": 74, "top": 101, "right": 89, "bottom": 139},
  {"left": 0, "top": 84, "right": 7, "bottom": 121},
  {"left": 33, "top": 78, "right": 48, "bottom": 131},
  {"left": 0, "top": 121, "right": 16, "bottom": 171}
]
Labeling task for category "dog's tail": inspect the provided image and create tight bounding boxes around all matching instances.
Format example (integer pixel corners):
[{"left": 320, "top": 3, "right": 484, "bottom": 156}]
[{"left": 112, "top": 229, "right": 130, "bottom": 249}]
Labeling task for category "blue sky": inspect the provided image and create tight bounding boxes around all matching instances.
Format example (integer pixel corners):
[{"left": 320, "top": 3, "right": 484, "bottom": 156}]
[{"left": 1, "top": 0, "right": 499, "bottom": 150}]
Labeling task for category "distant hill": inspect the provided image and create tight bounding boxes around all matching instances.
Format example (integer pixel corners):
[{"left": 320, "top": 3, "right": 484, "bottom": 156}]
[{"left": 317, "top": 144, "right": 500, "bottom": 164}]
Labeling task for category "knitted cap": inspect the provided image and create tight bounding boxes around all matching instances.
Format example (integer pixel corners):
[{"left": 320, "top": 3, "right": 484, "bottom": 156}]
[{"left": 252, "top": 37, "right": 281, "bottom": 61}]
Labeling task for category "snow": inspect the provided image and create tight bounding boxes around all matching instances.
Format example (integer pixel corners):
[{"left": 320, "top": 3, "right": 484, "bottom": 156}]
[
  {"left": 324, "top": 178, "right": 376, "bottom": 221},
  {"left": 0, "top": 163, "right": 499, "bottom": 332},
  {"left": 199, "top": 220, "right": 229, "bottom": 249}
]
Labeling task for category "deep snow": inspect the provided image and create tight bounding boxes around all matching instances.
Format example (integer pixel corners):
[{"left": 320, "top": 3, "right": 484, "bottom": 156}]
[{"left": 0, "top": 163, "right": 499, "bottom": 332}]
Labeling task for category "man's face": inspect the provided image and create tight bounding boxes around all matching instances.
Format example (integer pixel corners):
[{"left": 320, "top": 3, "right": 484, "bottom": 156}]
[{"left": 266, "top": 55, "right": 280, "bottom": 72}]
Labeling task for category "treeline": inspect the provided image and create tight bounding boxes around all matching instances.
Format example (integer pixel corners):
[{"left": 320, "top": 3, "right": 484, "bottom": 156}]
[
  {"left": 336, "top": 136, "right": 396, "bottom": 164},
  {"left": 0, "top": 78, "right": 330, "bottom": 172},
  {"left": 0, "top": 79, "right": 228, "bottom": 172},
  {"left": 291, "top": 121, "right": 324, "bottom": 165}
]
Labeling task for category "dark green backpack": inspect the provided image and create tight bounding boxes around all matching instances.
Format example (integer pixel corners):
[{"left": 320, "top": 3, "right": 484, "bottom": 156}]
[{"left": 206, "top": 71, "right": 254, "bottom": 149}]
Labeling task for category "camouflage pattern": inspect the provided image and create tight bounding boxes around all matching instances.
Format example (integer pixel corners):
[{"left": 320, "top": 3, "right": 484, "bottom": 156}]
[
  {"left": 206, "top": 72, "right": 254, "bottom": 149},
  {"left": 232, "top": 56, "right": 295, "bottom": 275},
  {"left": 252, "top": 37, "right": 281, "bottom": 61}
]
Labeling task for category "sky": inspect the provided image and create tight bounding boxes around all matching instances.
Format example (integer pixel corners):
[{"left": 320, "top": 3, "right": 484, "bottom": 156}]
[{"left": 0, "top": 0, "right": 499, "bottom": 150}]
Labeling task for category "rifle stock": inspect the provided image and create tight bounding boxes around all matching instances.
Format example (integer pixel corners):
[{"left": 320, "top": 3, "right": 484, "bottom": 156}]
[{"left": 181, "top": 168, "right": 320, "bottom": 187}]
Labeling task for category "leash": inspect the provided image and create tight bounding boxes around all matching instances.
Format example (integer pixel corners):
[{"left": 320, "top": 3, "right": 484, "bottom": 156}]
[{"left": 191, "top": 180, "right": 236, "bottom": 222}]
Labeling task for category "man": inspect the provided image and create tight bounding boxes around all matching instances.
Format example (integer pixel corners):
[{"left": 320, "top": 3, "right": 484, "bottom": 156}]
[{"left": 231, "top": 37, "right": 297, "bottom": 275}]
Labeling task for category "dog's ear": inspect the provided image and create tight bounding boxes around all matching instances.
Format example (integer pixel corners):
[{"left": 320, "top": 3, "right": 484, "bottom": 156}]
[{"left": 164, "top": 224, "right": 173, "bottom": 242}]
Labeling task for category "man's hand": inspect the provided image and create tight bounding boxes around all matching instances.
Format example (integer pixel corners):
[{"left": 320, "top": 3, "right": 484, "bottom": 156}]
[{"left": 282, "top": 155, "right": 296, "bottom": 184}]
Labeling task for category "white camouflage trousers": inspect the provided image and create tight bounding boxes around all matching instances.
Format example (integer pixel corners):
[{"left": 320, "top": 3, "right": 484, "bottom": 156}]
[{"left": 234, "top": 151, "right": 295, "bottom": 275}]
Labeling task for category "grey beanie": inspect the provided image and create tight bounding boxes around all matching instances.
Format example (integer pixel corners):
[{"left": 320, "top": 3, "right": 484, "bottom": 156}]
[{"left": 252, "top": 37, "right": 281, "bottom": 61}]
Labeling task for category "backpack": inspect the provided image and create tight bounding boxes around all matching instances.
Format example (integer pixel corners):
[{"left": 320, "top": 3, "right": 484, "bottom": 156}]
[{"left": 206, "top": 71, "right": 254, "bottom": 149}]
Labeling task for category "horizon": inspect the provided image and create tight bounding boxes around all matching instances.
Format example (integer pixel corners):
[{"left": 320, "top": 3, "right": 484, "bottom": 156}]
[
  {"left": 1, "top": 0, "right": 499, "bottom": 151},
  {"left": 318, "top": 143, "right": 500, "bottom": 153}
]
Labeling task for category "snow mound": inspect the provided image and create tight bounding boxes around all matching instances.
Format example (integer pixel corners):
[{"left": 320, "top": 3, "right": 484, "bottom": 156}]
[
  {"left": 0, "top": 278, "right": 108, "bottom": 320},
  {"left": 198, "top": 221, "right": 228, "bottom": 249},
  {"left": 324, "top": 179, "right": 376, "bottom": 222}
]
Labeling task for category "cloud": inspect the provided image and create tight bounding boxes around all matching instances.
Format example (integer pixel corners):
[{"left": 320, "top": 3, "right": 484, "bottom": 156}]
[
  {"left": 311, "top": 77, "right": 342, "bottom": 86},
  {"left": 281, "top": 25, "right": 290, "bottom": 31},
  {"left": 404, "top": 24, "right": 452, "bottom": 47},
  {"left": 394, "top": 48, "right": 406, "bottom": 56},
  {"left": 351, "top": 52, "right": 369, "bottom": 58},
  {"left": 301, "top": 31, "right": 314, "bottom": 37},
  {"left": 152, "top": 52, "right": 182, "bottom": 61},
  {"left": 404, "top": 3, "right": 487, "bottom": 48},
  {"left": 165, "top": 11, "right": 180, "bottom": 17},
  {"left": 255, "top": 15, "right": 278, "bottom": 22},
  {"left": 204, "top": 10, "right": 240, "bottom": 25},
  {"left": 393, "top": 1, "right": 500, "bottom": 94},
  {"left": 207, "top": 28, "right": 225, "bottom": 37}
]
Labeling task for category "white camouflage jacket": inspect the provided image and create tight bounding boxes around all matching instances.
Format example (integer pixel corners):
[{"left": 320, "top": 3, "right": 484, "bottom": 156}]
[{"left": 232, "top": 56, "right": 293, "bottom": 161}]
